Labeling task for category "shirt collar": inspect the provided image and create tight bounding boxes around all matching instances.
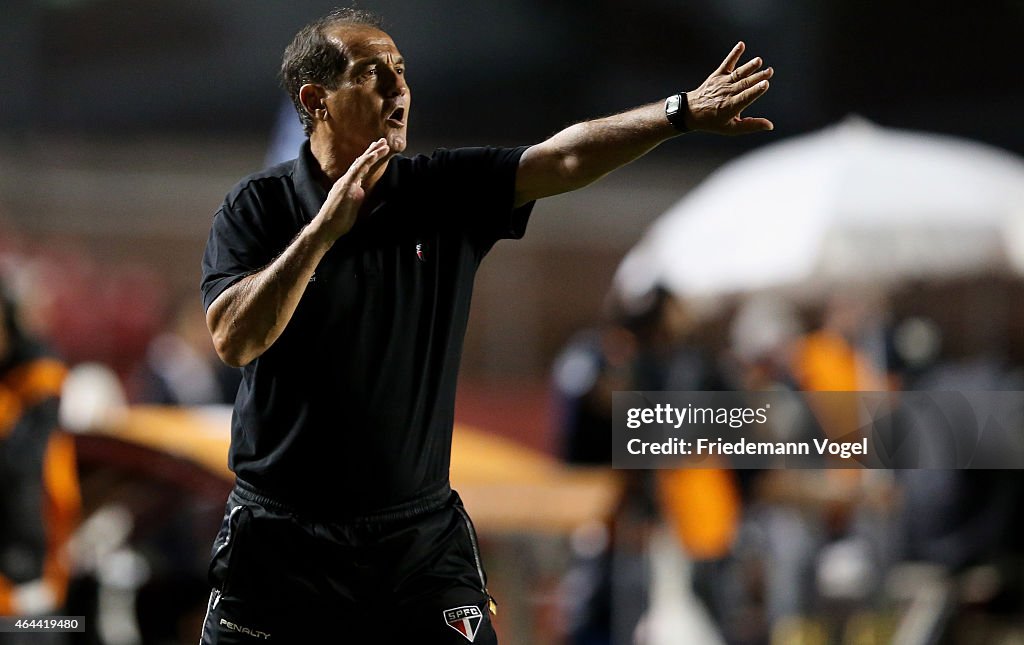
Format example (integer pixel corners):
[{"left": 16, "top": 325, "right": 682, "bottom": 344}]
[
  {"left": 293, "top": 138, "right": 402, "bottom": 222},
  {"left": 294, "top": 139, "right": 328, "bottom": 223}
]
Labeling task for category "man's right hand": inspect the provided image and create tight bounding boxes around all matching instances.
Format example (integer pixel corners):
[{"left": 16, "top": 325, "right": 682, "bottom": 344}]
[
  {"left": 207, "top": 137, "right": 391, "bottom": 367},
  {"left": 317, "top": 138, "right": 391, "bottom": 241}
]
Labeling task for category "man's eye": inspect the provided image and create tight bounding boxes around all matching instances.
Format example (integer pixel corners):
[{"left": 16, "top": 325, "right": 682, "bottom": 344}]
[{"left": 396, "top": 67, "right": 405, "bottom": 75}]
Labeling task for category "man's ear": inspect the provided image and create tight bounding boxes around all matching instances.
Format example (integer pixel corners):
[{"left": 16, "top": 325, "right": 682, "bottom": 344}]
[{"left": 298, "top": 84, "right": 329, "bottom": 122}]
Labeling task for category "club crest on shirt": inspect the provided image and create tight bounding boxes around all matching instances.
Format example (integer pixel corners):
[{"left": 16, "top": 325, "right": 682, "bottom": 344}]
[
  {"left": 443, "top": 605, "right": 482, "bottom": 642},
  {"left": 415, "top": 242, "right": 427, "bottom": 262}
]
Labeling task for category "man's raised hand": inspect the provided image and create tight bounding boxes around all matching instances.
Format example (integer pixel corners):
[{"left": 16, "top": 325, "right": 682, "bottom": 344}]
[
  {"left": 318, "top": 138, "right": 391, "bottom": 241},
  {"left": 685, "top": 42, "right": 774, "bottom": 135}
]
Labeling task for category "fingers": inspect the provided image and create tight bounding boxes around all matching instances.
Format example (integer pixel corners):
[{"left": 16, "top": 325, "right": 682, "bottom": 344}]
[
  {"left": 343, "top": 138, "right": 390, "bottom": 183},
  {"left": 731, "top": 79, "right": 770, "bottom": 114},
  {"left": 715, "top": 41, "right": 745, "bottom": 75},
  {"left": 700, "top": 42, "right": 774, "bottom": 136},
  {"left": 731, "top": 56, "right": 764, "bottom": 82},
  {"left": 736, "top": 66, "right": 773, "bottom": 91},
  {"left": 728, "top": 116, "right": 774, "bottom": 135}
]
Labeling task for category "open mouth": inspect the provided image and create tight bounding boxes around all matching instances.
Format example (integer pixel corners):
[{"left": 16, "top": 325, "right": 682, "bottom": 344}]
[{"left": 386, "top": 106, "right": 406, "bottom": 126}]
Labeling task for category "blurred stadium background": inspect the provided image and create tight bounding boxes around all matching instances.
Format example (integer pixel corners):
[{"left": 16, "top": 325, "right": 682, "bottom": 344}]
[{"left": 1, "top": 1, "right": 1023, "bottom": 644}]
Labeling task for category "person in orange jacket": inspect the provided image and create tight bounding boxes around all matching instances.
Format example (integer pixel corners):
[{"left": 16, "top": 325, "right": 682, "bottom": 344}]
[{"left": 0, "top": 290, "right": 80, "bottom": 634}]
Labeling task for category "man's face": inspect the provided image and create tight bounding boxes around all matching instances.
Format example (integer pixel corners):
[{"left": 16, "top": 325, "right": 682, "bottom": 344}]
[{"left": 322, "top": 25, "right": 410, "bottom": 155}]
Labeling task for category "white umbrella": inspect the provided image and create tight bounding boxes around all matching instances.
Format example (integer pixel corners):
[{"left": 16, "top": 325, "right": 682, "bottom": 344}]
[{"left": 615, "top": 118, "right": 1024, "bottom": 301}]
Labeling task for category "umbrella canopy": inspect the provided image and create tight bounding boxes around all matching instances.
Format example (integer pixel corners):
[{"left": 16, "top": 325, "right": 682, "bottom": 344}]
[{"left": 615, "top": 118, "right": 1024, "bottom": 301}]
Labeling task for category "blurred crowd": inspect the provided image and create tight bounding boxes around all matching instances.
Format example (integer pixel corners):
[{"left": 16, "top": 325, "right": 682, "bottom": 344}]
[
  {"left": 0, "top": 228, "right": 236, "bottom": 409},
  {"left": 552, "top": 284, "right": 1024, "bottom": 644},
  {"left": 0, "top": 229, "right": 235, "bottom": 645}
]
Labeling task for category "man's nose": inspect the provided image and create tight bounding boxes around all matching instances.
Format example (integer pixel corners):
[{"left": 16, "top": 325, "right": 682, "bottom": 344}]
[{"left": 381, "top": 66, "right": 407, "bottom": 97}]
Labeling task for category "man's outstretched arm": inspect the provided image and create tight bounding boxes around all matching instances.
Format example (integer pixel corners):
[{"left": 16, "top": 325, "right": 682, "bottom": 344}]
[{"left": 514, "top": 42, "right": 772, "bottom": 207}]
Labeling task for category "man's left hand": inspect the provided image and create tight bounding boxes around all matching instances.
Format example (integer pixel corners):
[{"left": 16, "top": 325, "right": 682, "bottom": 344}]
[{"left": 684, "top": 41, "right": 774, "bottom": 135}]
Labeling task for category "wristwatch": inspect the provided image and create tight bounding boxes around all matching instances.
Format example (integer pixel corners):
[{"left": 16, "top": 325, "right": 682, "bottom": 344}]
[{"left": 664, "top": 92, "right": 690, "bottom": 132}]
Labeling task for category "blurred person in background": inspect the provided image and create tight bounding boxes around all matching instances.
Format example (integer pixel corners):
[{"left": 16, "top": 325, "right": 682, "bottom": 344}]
[
  {"left": 888, "top": 316, "right": 1024, "bottom": 640},
  {"left": 134, "top": 297, "right": 240, "bottom": 406},
  {"left": 552, "top": 322, "right": 634, "bottom": 467},
  {"left": 554, "top": 286, "right": 719, "bottom": 465},
  {"left": 554, "top": 286, "right": 728, "bottom": 644},
  {"left": 730, "top": 293, "right": 900, "bottom": 643},
  {"left": 200, "top": 7, "right": 772, "bottom": 643},
  {"left": 0, "top": 287, "right": 79, "bottom": 644},
  {"left": 716, "top": 295, "right": 838, "bottom": 643},
  {"left": 792, "top": 291, "right": 894, "bottom": 393}
]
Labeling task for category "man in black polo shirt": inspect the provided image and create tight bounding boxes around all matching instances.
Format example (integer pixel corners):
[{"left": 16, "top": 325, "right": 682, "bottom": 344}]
[{"left": 200, "top": 8, "right": 772, "bottom": 643}]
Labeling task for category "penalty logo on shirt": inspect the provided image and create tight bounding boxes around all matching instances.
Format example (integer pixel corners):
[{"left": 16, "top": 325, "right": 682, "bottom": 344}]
[{"left": 443, "top": 605, "right": 482, "bottom": 642}]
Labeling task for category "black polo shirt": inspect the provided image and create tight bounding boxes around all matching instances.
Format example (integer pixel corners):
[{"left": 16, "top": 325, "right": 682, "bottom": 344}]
[{"left": 201, "top": 141, "right": 534, "bottom": 515}]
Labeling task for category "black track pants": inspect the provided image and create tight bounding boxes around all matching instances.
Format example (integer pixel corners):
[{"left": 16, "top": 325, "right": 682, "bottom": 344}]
[{"left": 200, "top": 483, "right": 497, "bottom": 644}]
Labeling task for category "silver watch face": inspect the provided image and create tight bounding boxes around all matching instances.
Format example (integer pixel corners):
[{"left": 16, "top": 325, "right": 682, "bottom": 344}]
[{"left": 666, "top": 94, "right": 681, "bottom": 113}]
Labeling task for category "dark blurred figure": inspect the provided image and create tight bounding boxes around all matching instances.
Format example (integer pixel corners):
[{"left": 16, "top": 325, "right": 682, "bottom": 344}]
[
  {"left": 553, "top": 286, "right": 725, "bottom": 645},
  {"left": 0, "top": 289, "right": 79, "bottom": 644},
  {"left": 134, "top": 298, "right": 240, "bottom": 406},
  {"left": 891, "top": 321, "right": 1024, "bottom": 638},
  {"left": 554, "top": 285, "right": 720, "bottom": 465},
  {"left": 552, "top": 324, "right": 634, "bottom": 466}
]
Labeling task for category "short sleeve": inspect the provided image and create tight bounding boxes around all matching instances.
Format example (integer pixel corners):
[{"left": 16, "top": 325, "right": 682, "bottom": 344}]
[
  {"left": 429, "top": 145, "right": 535, "bottom": 244},
  {"left": 200, "top": 190, "right": 277, "bottom": 312}
]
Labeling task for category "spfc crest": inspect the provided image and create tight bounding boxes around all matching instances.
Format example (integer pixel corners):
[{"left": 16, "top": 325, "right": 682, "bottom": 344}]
[{"left": 443, "top": 605, "right": 482, "bottom": 642}]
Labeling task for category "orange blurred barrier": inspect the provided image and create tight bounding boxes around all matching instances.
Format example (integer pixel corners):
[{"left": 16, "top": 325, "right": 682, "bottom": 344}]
[{"left": 77, "top": 406, "right": 623, "bottom": 536}]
